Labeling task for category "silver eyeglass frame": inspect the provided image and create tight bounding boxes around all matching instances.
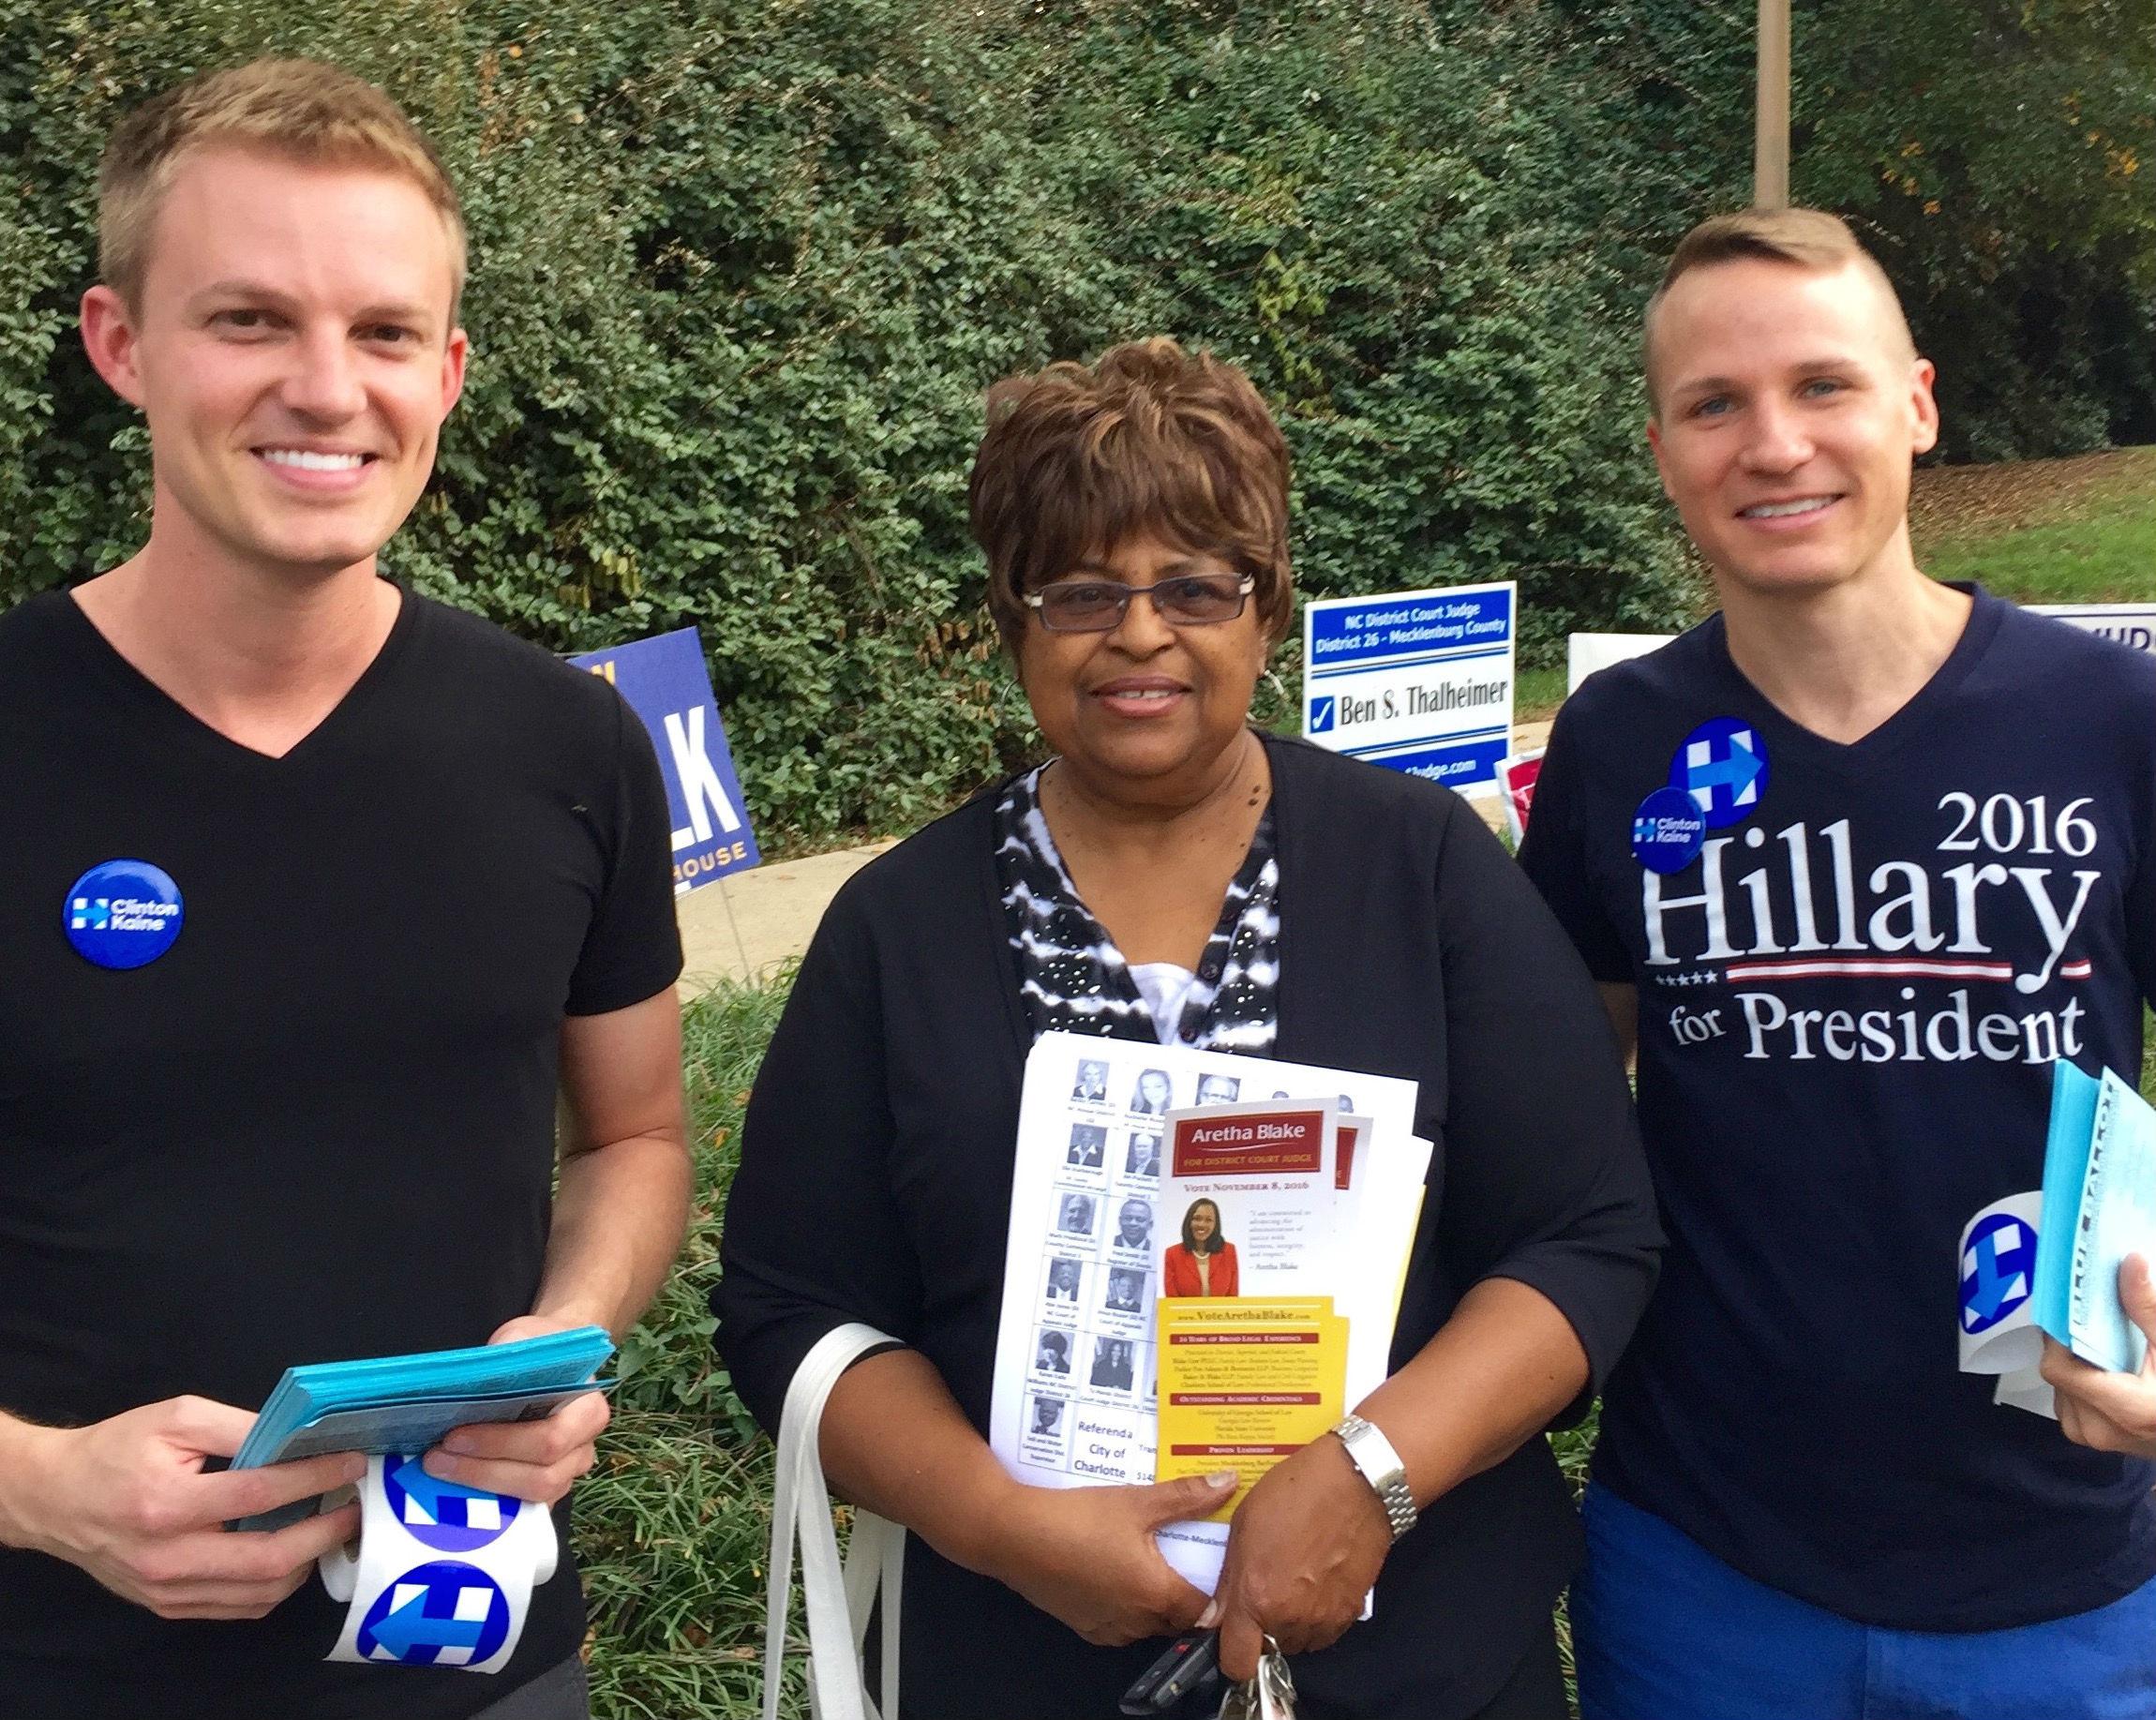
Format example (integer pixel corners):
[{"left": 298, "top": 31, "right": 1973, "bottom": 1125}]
[{"left": 1023, "top": 573, "right": 1257, "bottom": 634}]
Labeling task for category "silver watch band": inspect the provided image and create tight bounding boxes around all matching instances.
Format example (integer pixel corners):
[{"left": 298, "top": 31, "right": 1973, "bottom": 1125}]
[{"left": 1331, "top": 1413, "right": 1417, "bottom": 1541}]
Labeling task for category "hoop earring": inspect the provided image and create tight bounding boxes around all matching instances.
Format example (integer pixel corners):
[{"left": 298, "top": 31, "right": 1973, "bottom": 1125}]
[{"left": 1262, "top": 667, "right": 1291, "bottom": 707}]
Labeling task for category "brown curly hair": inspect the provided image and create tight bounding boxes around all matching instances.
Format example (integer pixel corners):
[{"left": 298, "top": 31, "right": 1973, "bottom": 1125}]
[{"left": 969, "top": 338, "right": 1295, "bottom": 650}]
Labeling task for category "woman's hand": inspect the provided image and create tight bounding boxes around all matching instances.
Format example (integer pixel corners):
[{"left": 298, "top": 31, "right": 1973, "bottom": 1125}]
[
  {"left": 1205, "top": 1436, "right": 1392, "bottom": 1682},
  {"left": 981, "top": 1470, "right": 1235, "bottom": 1646}
]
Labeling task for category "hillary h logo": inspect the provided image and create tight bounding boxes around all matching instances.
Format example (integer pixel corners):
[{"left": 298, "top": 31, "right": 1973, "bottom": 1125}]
[
  {"left": 356, "top": 1560, "right": 513, "bottom": 1667},
  {"left": 1960, "top": 1212, "right": 2038, "bottom": 1334},
  {"left": 69, "top": 898, "right": 110, "bottom": 931},
  {"left": 1671, "top": 718, "right": 1769, "bottom": 829},
  {"left": 382, "top": 1453, "right": 523, "bottom": 1554}
]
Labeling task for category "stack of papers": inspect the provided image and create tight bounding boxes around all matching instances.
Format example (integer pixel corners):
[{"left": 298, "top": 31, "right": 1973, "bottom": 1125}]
[
  {"left": 229, "top": 1326, "right": 614, "bottom": 1530},
  {"left": 2034, "top": 1062, "right": 2156, "bottom": 1374},
  {"left": 987, "top": 1032, "right": 1430, "bottom": 1592}
]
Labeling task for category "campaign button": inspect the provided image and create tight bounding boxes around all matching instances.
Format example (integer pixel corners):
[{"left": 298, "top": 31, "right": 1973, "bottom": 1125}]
[
  {"left": 1670, "top": 717, "right": 1769, "bottom": 828},
  {"left": 382, "top": 1452, "right": 523, "bottom": 1553},
  {"left": 1961, "top": 1212, "right": 2038, "bottom": 1335},
  {"left": 1631, "top": 787, "right": 1706, "bottom": 875},
  {"left": 356, "top": 1560, "right": 513, "bottom": 1668},
  {"left": 63, "top": 860, "right": 183, "bottom": 970}
]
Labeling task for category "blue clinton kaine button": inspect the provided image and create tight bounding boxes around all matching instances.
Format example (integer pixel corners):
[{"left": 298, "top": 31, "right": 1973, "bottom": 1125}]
[
  {"left": 64, "top": 860, "right": 184, "bottom": 970},
  {"left": 1631, "top": 787, "right": 1707, "bottom": 875}
]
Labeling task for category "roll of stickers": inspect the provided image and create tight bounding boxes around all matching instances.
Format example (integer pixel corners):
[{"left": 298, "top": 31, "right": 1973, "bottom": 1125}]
[
  {"left": 1956, "top": 1191, "right": 2056, "bottom": 1420},
  {"left": 320, "top": 1453, "right": 557, "bottom": 1672}
]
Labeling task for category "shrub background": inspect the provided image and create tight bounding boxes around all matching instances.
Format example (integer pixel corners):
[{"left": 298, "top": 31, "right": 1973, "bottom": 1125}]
[
  {"left": 2, "top": 5, "right": 2151, "bottom": 1712},
  {"left": 4, "top": 0, "right": 2149, "bottom": 844}
]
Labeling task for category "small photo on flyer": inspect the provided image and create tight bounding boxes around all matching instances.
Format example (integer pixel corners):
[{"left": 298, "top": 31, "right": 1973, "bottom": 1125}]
[
  {"left": 1163, "top": 1195, "right": 1239, "bottom": 1299},
  {"left": 1067, "top": 1123, "right": 1107, "bottom": 1170},
  {"left": 1125, "top": 1131, "right": 1162, "bottom": 1178},
  {"left": 1071, "top": 1059, "right": 1111, "bottom": 1104},
  {"left": 1022, "top": 1392, "right": 1071, "bottom": 1461},
  {"left": 1194, "top": 1072, "right": 1242, "bottom": 1107},
  {"left": 1054, "top": 1190, "right": 1098, "bottom": 1241},
  {"left": 1107, "top": 1194, "right": 1155, "bottom": 1255},
  {"left": 1087, "top": 1334, "right": 1139, "bottom": 1394},
  {"left": 1101, "top": 1264, "right": 1148, "bottom": 1316},
  {"left": 1032, "top": 1326, "right": 1074, "bottom": 1378},
  {"left": 1042, "top": 1255, "right": 1085, "bottom": 1306},
  {"left": 1130, "top": 1068, "right": 1175, "bottom": 1116}
]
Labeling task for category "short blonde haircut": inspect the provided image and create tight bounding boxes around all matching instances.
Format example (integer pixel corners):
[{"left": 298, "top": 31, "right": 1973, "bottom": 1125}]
[
  {"left": 99, "top": 58, "right": 467, "bottom": 322},
  {"left": 969, "top": 338, "right": 1295, "bottom": 650},
  {"left": 1644, "top": 207, "right": 1913, "bottom": 412}
]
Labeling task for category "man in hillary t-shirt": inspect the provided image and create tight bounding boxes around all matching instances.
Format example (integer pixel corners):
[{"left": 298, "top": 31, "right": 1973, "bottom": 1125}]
[{"left": 1520, "top": 207, "right": 2156, "bottom": 1718}]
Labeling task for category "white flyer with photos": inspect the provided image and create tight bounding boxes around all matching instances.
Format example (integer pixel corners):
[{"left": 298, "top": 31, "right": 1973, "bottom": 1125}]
[{"left": 988, "top": 1031, "right": 1424, "bottom": 1591}]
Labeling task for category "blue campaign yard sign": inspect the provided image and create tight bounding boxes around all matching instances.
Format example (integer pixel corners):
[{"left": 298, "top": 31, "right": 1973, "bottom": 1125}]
[
  {"left": 1301, "top": 582, "right": 1517, "bottom": 795},
  {"left": 568, "top": 629, "right": 761, "bottom": 894}
]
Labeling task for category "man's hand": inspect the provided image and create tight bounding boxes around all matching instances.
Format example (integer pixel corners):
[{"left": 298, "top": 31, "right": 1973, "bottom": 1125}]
[
  {"left": 0, "top": 1397, "right": 362, "bottom": 1620},
  {"left": 1205, "top": 1436, "right": 1392, "bottom": 1683},
  {"left": 2043, "top": 1251, "right": 2156, "bottom": 1458},
  {"left": 980, "top": 1471, "right": 1234, "bottom": 1647},
  {"left": 421, "top": 1313, "right": 610, "bottom": 1504}
]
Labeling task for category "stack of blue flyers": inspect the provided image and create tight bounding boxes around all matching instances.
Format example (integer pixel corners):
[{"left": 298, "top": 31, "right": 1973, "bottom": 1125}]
[
  {"left": 2032, "top": 1061, "right": 2156, "bottom": 1374},
  {"left": 229, "top": 1326, "right": 615, "bottom": 1528}
]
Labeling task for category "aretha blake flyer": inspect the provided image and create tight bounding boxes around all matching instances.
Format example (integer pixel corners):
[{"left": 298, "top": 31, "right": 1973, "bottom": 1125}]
[{"left": 986, "top": 1032, "right": 1426, "bottom": 1592}]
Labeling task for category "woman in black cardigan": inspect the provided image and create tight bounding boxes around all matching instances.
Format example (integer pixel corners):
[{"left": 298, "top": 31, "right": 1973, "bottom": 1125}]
[{"left": 716, "top": 339, "right": 1660, "bottom": 1719}]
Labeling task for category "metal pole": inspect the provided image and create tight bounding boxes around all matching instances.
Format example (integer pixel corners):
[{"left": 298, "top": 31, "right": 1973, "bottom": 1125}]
[{"left": 1755, "top": 0, "right": 1791, "bottom": 208}]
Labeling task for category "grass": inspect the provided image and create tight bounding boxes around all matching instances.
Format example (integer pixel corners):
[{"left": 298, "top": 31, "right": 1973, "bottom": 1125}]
[
  {"left": 578, "top": 977, "right": 792, "bottom": 1718},
  {"left": 1912, "top": 447, "right": 2156, "bottom": 606}
]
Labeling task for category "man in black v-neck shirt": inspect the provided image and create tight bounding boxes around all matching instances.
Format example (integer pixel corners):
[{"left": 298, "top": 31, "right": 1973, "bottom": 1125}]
[
  {"left": 1521, "top": 209, "right": 2156, "bottom": 1717},
  {"left": 0, "top": 62, "right": 687, "bottom": 1720}
]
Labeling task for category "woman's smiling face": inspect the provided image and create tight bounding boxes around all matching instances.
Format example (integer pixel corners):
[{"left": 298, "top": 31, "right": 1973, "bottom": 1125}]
[{"left": 1017, "top": 529, "right": 1267, "bottom": 804}]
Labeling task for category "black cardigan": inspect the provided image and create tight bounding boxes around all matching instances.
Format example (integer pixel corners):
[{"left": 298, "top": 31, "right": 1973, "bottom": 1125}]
[{"left": 716, "top": 735, "right": 1660, "bottom": 1719}]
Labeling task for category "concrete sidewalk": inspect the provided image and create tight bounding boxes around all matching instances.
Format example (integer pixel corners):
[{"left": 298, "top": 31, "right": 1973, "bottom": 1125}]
[{"left": 677, "top": 720, "right": 1551, "bottom": 994}]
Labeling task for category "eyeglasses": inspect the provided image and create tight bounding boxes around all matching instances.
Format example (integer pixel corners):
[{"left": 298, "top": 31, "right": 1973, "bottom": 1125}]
[{"left": 1025, "top": 572, "right": 1256, "bottom": 633}]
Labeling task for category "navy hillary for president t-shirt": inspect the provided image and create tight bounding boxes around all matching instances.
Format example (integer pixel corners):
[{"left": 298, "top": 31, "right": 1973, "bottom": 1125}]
[{"left": 1520, "top": 587, "right": 2156, "bottom": 1631}]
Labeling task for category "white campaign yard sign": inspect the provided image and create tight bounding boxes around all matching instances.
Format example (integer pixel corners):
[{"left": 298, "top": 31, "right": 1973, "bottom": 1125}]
[
  {"left": 2029, "top": 604, "right": 2156, "bottom": 654},
  {"left": 1302, "top": 582, "right": 1516, "bottom": 798},
  {"left": 1566, "top": 604, "right": 2156, "bottom": 695}
]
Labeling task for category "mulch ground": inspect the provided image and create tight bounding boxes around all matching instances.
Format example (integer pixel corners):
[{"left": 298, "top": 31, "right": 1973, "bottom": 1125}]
[{"left": 1910, "top": 447, "right": 2155, "bottom": 543}]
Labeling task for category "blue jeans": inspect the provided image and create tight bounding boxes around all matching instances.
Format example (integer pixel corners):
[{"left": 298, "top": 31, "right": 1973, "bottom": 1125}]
[{"left": 1573, "top": 1484, "right": 2156, "bottom": 1720}]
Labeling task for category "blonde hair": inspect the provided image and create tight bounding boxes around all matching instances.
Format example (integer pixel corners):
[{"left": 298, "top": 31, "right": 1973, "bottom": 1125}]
[
  {"left": 969, "top": 338, "right": 1295, "bottom": 650},
  {"left": 99, "top": 58, "right": 467, "bottom": 322},
  {"left": 1644, "top": 207, "right": 1913, "bottom": 411}
]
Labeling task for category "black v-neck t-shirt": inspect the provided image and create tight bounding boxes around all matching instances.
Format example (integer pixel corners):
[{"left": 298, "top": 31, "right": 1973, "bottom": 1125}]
[{"left": 0, "top": 587, "right": 681, "bottom": 1716}]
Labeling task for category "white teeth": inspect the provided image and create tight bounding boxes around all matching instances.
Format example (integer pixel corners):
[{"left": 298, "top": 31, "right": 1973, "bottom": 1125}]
[
  {"left": 1109, "top": 688, "right": 1177, "bottom": 700},
  {"left": 261, "top": 449, "right": 366, "bottom": 471},
  {"left": 1744, "top": 496, "right": 1832, "bottom": 518}
]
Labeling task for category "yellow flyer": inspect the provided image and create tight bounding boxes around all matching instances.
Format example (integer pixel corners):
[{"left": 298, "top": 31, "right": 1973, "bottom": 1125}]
[{"left": 1154, "top": 1296, "right": 1349, "bottom": 1520}]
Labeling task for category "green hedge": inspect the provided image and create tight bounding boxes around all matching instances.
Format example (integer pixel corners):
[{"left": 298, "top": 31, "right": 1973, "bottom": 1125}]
[{"left": 2, "top": 1, "right": 2149, "bottom": 844}]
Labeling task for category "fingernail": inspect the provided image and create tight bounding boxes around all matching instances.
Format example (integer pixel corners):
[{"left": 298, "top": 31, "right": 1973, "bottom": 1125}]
[
  {"left": 1197, "top": 1599, "right": 1220, "bottom": 1629},
  {"left": 1206, "top": 1470, "right": 1236, "bottom": 1488}
]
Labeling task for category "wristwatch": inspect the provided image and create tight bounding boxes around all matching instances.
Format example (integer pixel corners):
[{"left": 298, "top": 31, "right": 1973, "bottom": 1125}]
[{"left": 1330, "top": 1413, "right": 1417, "bottom": 1541}]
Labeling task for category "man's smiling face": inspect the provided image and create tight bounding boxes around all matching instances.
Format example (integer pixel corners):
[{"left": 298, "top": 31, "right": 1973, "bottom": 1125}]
[
  {"left": 1647, "top": 256, "right": 1938, "bottom": 601},
  {"left": 97, "top": 144, "right": 466, "bottom": 582}
]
